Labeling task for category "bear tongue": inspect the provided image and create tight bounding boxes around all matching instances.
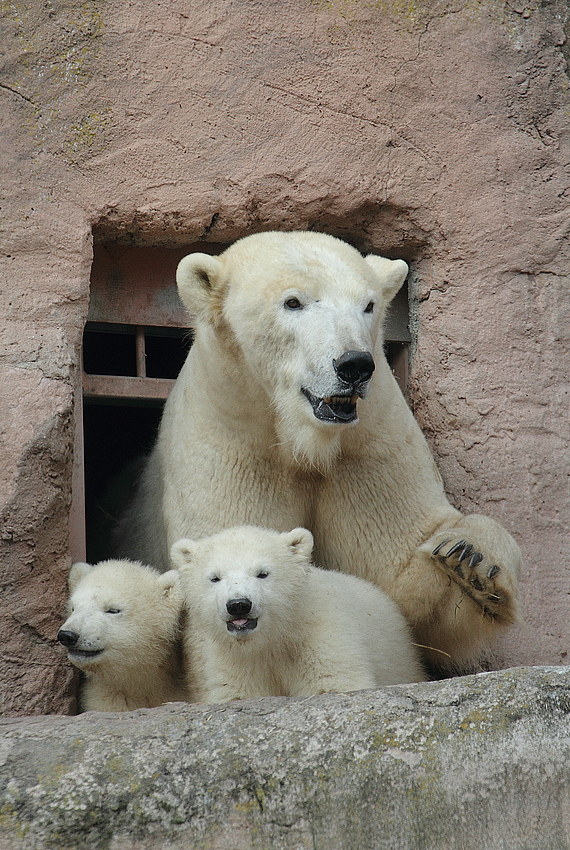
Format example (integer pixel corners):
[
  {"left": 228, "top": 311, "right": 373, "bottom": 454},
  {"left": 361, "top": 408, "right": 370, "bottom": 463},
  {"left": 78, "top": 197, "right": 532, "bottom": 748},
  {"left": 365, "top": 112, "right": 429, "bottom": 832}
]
[{"left": 227, "top": 617, "right": 258, "bottom": 633}]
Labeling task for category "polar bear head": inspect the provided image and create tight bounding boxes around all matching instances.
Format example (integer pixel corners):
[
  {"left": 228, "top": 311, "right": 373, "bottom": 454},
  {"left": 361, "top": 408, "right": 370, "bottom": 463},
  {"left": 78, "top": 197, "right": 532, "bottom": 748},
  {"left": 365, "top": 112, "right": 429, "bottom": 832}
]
[
  {"left": 58, "top": 560, "right": 182, "bottom": 673},
  {"left": 170, "top": 525, "right": 314, "bottom": 644},
  {"left": 176, "top": 231, "right": 408, "bottom": 470}
]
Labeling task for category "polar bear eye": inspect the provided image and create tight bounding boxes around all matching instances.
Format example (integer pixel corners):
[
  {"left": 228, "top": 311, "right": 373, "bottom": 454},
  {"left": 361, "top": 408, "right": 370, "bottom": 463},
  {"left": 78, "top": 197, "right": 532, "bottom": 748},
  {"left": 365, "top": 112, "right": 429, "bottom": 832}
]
[
  {"left": 105, "top": 607, "right": 122, "bottom": 614},
  {"left": 257, "top": 570, "right": 269, "bottom": 579},
  {"left": 284, "top": 297, "right": 303, "bottom": 310},
  {"left": 210, "top": 575, "right": 221, "bottom": 583},
  {"left": 364, "top": 301, "right": 375, "bottom": 314}
]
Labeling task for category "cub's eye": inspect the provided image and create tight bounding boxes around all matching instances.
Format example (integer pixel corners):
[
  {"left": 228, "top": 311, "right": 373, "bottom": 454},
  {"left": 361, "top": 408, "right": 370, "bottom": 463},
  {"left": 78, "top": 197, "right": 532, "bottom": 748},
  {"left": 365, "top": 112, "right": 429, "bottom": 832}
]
[
  {"left": 257, "top": 570, "right": 269, "bottom": 579},
  {"left": 210, "top": 576, "right": 221, "bottom": 583},
  {"left": 364, "top": 301, "right": 375, "bottom": 314},
  {"left": 105, "top": 607, "right": 122, "bottom": 614},
  {"left": 284, "top": 297, "right": 303, "bottom": 310}
]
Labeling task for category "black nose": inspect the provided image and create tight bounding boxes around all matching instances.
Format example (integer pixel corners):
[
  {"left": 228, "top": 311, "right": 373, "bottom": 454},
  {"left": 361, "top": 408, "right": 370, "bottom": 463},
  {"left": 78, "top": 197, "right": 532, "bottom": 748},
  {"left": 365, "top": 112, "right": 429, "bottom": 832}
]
[
  {"left": 333, "top": 350, "right": 375, "bottom": 385},
  {"left": 226, "top": 598, "right": 252, "bottom": 617},
  {"left": 58, "top": 629, "right": 79, "bottom": 648}
]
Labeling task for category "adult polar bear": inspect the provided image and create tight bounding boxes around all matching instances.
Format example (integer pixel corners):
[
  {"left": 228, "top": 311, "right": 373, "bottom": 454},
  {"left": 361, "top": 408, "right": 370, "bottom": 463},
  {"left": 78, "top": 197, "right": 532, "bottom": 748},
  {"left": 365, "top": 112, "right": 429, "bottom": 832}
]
[{"left": 118, "top": 231, "right": 521, "bottom": 672}]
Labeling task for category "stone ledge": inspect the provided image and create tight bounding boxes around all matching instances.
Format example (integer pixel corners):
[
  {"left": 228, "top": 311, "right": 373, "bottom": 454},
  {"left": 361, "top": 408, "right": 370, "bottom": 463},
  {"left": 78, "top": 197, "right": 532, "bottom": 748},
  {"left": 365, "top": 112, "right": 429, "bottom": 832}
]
[{"left": 1, "top": 666, "right": 569, "bottom": 849}]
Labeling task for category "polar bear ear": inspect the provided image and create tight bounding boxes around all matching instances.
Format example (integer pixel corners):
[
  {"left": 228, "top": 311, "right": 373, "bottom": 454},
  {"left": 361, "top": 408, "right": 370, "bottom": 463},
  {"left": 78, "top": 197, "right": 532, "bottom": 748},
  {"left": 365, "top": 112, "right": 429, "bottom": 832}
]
[
  {"left": 170, "top": 538, "right": 198, "bottom": 569},
  {"left": 282, "top": 527, "right": 314, "bottom": 560},
  {"left": 176, "top": 253, "right": 225, "bottom": 325},
  {"left": 364, "top": 255, "right": 409, "bottom": 303},
  {"left": 158, "top": 569, "right": 181, "bottom": 598},
  {"left": 68, "top": 562, "right": 93, "bottom": 591}
]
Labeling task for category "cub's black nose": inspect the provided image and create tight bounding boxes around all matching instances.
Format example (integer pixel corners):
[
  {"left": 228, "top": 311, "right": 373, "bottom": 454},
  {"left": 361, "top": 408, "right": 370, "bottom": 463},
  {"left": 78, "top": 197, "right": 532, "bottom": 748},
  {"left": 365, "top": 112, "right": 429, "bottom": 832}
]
[
  {"left": 58, "top": 629, "right": 79, "bottom": 648},
  {"left": 333, "top": 350, "right": 375, "bottom": 385},
  {"left": 226, "top": 598, "right": 252, "bottom": 617}
]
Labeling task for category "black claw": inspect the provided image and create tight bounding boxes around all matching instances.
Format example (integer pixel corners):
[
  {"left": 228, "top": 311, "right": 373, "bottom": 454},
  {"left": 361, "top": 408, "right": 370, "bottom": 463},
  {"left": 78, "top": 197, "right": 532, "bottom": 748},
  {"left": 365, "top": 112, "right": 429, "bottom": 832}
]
[
  {"left": 469, "top": 552, "right": 484, "bottom": 569},
  {"left": 432, "top": 538, "right": 452, "bottom": 556},
  {"left": 458, "top": 543, "right": 474, "bottom": 562},
  {"left": 487, "top": 564, "right": 500, "bottom": 579},
  {"left": 454, "top": 563, "right": 465, "bottom": 579},
  {"left": 445, "top": 540, "right": 467, "bottom": 558},
  {"left": 470, "top": 576, "right": 484, "bottom": 592}
]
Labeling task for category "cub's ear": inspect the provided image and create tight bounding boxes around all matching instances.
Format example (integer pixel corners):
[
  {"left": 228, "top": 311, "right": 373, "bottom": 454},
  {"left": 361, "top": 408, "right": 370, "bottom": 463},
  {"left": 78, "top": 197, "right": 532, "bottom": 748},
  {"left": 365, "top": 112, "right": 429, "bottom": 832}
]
[
  {"left": 364, "top": 255, "right": 409, "bottom": 303},
  {"left": 158, "top": 569, "right": 181, "bottom": 598},
  {"left": 170, "top": 538, "right": 198, "bottom": 570},
  {"left": 176, "top": 253, "right": 225, "bottom": 325},
  {"left": 68, "top": 562, "right": 93, "bottom": 591},
  {"left": 282, "top": 527, "right": 314, "bottom": 560}
]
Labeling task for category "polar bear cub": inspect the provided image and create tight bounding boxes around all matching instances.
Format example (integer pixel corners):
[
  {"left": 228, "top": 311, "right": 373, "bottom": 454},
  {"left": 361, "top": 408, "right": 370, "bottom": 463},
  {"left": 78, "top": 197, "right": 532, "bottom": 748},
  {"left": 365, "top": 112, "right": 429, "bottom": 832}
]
[
  {"left": 170, "top": 525, "right": 425, "bottom": 704},
  {"left": 58, "top": 560, "right": 188, "bottom": 711}
]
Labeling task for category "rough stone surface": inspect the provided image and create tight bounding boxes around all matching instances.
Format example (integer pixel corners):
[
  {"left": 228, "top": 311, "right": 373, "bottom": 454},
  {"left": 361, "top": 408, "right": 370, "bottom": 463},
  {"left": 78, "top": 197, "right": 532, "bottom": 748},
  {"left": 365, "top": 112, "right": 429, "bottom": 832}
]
[
  {"left": 0, "top": 1, "right": 569, "bottom": 714},
  {"left": 1, "top": 667, "right": 569, "bottom": 849}
]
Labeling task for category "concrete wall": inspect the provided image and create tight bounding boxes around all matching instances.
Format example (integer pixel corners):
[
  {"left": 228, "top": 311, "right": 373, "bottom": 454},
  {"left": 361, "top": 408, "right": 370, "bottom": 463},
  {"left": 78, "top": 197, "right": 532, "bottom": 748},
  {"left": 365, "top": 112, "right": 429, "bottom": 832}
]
[{"left": 0, "top": 0, "right": 569, "bottom": 715}]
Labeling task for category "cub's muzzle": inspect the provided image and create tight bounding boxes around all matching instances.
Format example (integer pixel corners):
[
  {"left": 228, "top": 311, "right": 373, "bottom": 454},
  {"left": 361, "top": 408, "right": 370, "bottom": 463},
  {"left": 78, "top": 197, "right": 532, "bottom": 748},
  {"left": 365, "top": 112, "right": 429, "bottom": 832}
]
[
  {"left": 226, "top": 597, "right": 258, "bottom": 634},
  {"left": 226, "top": 597, "right": 252, "bottom": 617},
  {"left": 58, "top": 629, "right": 79, "bottom": 648}
]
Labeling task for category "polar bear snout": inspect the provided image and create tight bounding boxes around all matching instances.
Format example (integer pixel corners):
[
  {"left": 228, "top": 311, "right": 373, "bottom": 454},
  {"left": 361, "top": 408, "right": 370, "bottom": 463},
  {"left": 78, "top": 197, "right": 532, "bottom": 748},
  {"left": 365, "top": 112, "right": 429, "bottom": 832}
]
[
  {"left": 226, "top": 597, "right": 252, "bottom": 617},
  {"left": 301, "top": 349, "right": 376, "bottom": 427},
  {"left": 57, "top": 624, "right": 104, "bottom": 664},
  {"left": 225, "top": 597, "right": 259, "bottom": 636},
  {"left": 333, "top": 350, "right": 375, "bottom": 388},
  {"left": 57, "top": 628, "right": 79, "bottom": 648}
]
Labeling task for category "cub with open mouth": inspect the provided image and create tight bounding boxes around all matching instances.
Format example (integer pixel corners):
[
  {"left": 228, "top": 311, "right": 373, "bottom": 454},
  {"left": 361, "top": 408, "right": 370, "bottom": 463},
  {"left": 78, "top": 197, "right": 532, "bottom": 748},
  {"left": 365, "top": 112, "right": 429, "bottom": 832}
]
[{"left": 171, "top": 525, "right": 425, "bottom": 705}]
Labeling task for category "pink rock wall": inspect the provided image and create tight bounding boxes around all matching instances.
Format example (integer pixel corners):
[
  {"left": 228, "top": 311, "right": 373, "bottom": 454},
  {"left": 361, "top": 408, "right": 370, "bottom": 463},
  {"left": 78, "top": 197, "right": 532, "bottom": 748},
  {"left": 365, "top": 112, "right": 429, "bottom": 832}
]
[{"left": 0, "top": 0, "right": 568, "bottom": 714}]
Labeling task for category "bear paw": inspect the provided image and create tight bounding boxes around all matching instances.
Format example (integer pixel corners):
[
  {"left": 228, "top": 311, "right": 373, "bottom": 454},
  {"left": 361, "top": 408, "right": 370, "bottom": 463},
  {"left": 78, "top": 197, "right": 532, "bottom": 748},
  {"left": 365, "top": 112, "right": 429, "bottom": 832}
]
[{"left": 424, "top": 533, "right": 516, "bottom": 624}]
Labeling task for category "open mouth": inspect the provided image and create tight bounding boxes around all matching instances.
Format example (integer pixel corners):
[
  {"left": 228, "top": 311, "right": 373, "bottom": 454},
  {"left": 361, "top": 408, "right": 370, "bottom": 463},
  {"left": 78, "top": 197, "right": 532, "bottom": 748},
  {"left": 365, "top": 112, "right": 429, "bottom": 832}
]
[
  {"left": 301, "top": 388, "right": 359, "bottom": 423},
  {"left": 227, "top": 618, "right": 258, "bottom": 634}
]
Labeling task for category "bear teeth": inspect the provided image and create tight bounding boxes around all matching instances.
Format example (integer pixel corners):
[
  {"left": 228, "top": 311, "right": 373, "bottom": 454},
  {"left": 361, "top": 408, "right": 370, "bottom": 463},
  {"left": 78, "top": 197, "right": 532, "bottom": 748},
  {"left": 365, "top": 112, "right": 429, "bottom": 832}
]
[
  {"left": 302, "top": 387, "right": 359, "bottom": 423},
  {"left": 324, "top": 395, "right": 358, "bottom": 405}
]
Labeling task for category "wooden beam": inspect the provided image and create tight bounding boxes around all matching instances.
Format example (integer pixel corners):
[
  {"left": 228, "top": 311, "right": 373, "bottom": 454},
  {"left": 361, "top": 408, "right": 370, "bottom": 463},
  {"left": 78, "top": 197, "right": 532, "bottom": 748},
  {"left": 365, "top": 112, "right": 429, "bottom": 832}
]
[{"left": 82, "top": 374, "right": 175, "bottom": 401}]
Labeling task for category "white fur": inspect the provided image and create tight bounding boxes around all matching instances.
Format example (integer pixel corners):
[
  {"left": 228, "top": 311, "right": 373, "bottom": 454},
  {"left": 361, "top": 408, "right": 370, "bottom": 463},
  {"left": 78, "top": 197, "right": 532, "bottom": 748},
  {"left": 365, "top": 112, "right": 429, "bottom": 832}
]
[
  {"left": 116, "top": 230, "right": 521, "bottom": 672},
  {"left": 60, "top": 560, "right": 188, "bottom": 711},
  {"left": 171, "top": 526, "right": 425, "bottom": 703}
]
